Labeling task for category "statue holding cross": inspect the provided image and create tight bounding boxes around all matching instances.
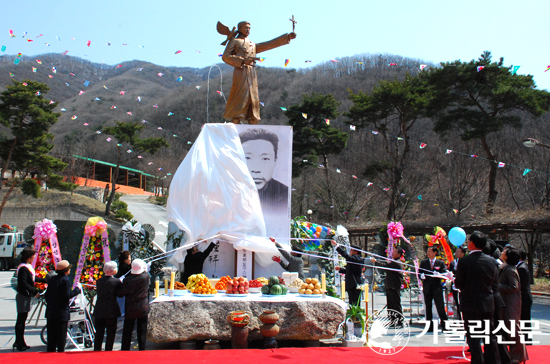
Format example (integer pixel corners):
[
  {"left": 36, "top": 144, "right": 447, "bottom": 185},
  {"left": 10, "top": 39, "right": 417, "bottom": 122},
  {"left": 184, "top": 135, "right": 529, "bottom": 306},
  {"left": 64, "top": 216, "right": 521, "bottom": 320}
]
[{"left": 217, "top": 19, "right": 297, "bottom": 124}]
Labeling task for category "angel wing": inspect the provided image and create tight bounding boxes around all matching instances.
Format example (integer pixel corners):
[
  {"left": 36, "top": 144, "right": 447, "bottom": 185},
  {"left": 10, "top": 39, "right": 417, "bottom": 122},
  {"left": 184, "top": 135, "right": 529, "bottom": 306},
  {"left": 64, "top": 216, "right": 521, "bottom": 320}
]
[
  {"left": 216, "top": 21, "right": 237, "bottom": 46},
  {"left": 217, "top": 21, "right": 231, "bottom": 36}
]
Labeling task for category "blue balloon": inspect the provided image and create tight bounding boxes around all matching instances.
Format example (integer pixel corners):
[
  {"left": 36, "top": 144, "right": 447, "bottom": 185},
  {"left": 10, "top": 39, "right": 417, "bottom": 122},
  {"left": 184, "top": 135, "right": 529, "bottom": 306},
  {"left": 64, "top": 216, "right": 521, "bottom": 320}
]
[{"left": 448, "top": 227, "right": 467, "bottom": 247}]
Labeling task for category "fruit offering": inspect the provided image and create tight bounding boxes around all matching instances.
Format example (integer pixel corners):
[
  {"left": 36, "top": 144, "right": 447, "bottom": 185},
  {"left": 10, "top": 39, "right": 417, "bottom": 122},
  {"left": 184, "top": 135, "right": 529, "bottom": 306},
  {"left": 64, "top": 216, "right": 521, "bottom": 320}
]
[
  {"left": 215, "top": 276, "right": 232, "bottom": 290},
  {"left": 226, "top": 276, "right": 249, "bottom": 294},
  {"left": 261, "top": 275, "right": 288, "bottom": 295},
  {"left": 187, "top": 274, "right": 217, "bottom": 294},
  {"left": 256, "top": 277, "right": 269, "bottom": 285},
  {"left": 289, "top": 278, "right": 303, "bottom": 288},
  {"left": 299, "top": 277, "right": 323, "bottom": 295},
  {"left": 249, "top": 279, "right": 263, "bottom": 288},
  {"left": 174, "top": 281, "right": 187, "bottom": 290}
]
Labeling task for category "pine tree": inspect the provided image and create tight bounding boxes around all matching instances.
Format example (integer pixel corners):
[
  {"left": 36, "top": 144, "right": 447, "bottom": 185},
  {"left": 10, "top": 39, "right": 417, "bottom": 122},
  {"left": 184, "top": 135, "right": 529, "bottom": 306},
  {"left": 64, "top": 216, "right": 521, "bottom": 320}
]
[
  {"left": 424, "top": 51, "right": 550, "bottom": 213},
  {"left": 0, "top": 79, "right": 67, "bottom": 218},
  {"left": 102, "top": 121, "right": 169, "bottom": 216}
]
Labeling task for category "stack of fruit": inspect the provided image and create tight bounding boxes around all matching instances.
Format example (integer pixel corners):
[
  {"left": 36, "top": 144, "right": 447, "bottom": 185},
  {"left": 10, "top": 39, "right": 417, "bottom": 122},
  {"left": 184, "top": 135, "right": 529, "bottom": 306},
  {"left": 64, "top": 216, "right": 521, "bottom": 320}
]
[
  {"left": 298, "top": 278, "right": 322, "bottom": 295},
  {"left": 226, "top": 277, "right": 249, "bottom": 294},
  {"left": 249, "top": 279, "right": 263, "bottom": 288},
  {"left": 256, "top": 277, "right": 269, "bottom": 286},
  {"left": 174, "top": 281, "right": 187, "bottom": 290},
  {"left": 214, "top": 275, "right": 232, "bottom": 290},
  {"left": 187, "top": 274, "right": 217, "bottom": 294},
  {"left": 261, "top": 276, "right": 288, "bottom": 295}
]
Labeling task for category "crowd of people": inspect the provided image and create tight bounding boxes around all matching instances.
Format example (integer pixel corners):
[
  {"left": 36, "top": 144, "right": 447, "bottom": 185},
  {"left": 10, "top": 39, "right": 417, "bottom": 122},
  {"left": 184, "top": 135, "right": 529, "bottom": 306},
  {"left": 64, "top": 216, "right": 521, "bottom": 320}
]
[
  {"left": 331, "top": 232, "right": 532, "bottom": 364},
  {"left": 14, "top": 249, "right": 150, "bottom": 352},
  {"left": 14, "top": 232, "right": 534, "bottom": 361}
]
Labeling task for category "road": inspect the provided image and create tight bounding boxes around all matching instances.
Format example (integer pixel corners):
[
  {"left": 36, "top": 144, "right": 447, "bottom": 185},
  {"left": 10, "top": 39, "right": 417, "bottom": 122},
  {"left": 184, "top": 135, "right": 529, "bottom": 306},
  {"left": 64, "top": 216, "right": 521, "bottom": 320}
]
[{"left": 120, "top": 195, "right": 169, "bottom": 250}]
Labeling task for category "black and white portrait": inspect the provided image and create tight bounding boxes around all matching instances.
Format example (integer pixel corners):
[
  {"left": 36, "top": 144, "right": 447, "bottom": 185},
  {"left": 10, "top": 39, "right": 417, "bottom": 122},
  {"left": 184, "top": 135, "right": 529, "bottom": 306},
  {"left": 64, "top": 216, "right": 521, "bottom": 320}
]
[{"left": 237, "top": 125, "right": 292, "bottom": 243}]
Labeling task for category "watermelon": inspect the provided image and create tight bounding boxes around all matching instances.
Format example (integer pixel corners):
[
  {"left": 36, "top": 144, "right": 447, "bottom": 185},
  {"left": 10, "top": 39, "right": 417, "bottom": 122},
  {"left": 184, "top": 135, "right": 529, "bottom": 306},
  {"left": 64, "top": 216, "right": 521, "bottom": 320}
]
[
  {"left": 269, "top": 276, "right": 280, "bottom": 286},
  {"left": 270, "top": 284, "right": 283, "bottom": 295},
  {"left": 280, "top": 285, "right": 288, "bottom": 295},
  {"left": 261, "top": 285, "right": 271, "bottom": 295}
]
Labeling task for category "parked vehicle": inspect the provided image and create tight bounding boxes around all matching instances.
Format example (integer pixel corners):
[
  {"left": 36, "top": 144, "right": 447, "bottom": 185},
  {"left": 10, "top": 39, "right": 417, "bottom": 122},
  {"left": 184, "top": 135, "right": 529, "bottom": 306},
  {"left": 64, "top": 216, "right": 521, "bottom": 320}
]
[{"left": 0, "top": 229, "right": 26, "bottom": 270}]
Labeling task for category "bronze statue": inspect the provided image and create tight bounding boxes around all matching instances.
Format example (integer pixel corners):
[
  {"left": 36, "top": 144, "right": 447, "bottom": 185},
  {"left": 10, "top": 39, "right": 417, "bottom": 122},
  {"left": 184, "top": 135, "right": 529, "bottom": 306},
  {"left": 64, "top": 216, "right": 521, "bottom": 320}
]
[{"left": 217, "top": 20, "right": 296, "bottom": 124}]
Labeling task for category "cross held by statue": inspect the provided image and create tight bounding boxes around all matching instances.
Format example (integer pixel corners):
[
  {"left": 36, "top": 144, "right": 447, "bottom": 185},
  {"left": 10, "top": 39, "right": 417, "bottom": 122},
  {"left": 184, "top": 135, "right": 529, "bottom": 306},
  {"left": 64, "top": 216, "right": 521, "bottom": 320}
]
[{"left": 289, "top": 15, "right": 297, "bottom": 32}]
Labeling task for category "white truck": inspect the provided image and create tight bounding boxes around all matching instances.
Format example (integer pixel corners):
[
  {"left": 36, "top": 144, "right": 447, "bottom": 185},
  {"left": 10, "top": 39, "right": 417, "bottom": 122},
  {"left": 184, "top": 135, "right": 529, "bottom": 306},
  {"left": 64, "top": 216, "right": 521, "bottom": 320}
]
[{"left": 0, "top": 232, "right": 26, "bottom": 270}]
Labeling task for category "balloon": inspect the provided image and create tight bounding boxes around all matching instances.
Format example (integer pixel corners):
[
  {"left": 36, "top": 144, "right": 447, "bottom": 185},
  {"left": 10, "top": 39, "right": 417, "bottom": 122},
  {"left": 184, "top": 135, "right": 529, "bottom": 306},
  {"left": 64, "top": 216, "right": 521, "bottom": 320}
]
[
  {"left": 316, "top": 226, "right": 322, "bottom": 232},
  {"left": 320, "top": 231, "right": 327, "bottom": 238},
  {"left": 448, "top": 227, "right": 467, "bottom": 247}
]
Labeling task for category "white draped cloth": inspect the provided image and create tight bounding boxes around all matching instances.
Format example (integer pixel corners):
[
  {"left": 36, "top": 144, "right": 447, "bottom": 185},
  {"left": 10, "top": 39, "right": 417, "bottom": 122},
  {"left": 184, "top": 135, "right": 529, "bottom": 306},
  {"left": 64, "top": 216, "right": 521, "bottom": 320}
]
[{"left": 167, "top": 123, "right": 279, "bottom": 267}]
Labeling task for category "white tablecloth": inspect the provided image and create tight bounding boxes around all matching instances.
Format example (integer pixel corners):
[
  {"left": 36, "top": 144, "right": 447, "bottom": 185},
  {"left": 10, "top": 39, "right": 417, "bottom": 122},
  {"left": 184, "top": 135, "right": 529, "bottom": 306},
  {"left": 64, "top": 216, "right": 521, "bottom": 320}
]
[{"left": 152, "top": 292, "right": 347, "bottom": 310}]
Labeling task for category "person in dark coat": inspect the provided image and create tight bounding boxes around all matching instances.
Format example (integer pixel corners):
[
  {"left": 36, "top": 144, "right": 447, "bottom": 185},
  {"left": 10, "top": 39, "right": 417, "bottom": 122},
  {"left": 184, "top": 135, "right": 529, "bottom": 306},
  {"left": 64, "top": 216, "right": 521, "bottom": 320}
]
[
  {"left": 449, "top": 245, "right": 466, "bottom": 318},
  {"left": 270, "top": 237, "right": 305, "bottom": 280},
  {"left": 119, "top": 259, "right": 150, "bottom": 351},
  {"left": 455, "top": 232, "right": 500, "bottom": 364},
  {"left": 517, "top": 250, "right": 533, "bottom": 323},
  {"left": 499, "top": 247, "right": 529, "bottom": 363},
  {"left": 332, "top": 240, "right": 363, "bottom": 306},
  {"left": 371, "top": 247, "right": 404, "bottom": 326},
  {"left": 181, "top": 242, "right": 216, "bottom": 284},
  {"left": 419, "top": 246, "right": 448, "bottom": 330},
  {"left": 44, "top": 260, "right": 81, "bottom": 352},
  {"left": 115, "top": 250, "right": 131, "bottom": 316},
  {"left": 93, "top": 261, "right": 122, "bottom": 351},
  {"left": 14, "top": 248, "right": 47, "bottom": 351}
]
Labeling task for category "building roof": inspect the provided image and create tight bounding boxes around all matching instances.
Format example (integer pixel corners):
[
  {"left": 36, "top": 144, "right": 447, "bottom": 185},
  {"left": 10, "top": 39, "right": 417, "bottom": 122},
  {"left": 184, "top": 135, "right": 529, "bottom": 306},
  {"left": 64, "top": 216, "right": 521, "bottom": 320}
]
[{"left": 72, "top": 155, "right": 156, "bottom": 178}]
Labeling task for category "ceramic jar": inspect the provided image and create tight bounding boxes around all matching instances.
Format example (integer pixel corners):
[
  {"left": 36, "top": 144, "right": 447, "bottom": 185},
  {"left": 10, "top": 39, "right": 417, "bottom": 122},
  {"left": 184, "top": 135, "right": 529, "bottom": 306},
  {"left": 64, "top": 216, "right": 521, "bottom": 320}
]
[
  {"left": 203, "top": 340, "right": 220, "bottom": 350},
  {"left": 259, "top": 310, "right": 279, "bottom": 325},
  {"left": 260, "top": 323, "right": 280, "bottom": 337}
]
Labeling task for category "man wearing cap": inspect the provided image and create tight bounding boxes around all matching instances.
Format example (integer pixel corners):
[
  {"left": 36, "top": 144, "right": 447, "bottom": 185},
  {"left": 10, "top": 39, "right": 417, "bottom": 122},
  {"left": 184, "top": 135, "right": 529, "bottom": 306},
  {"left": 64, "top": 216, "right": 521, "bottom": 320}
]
[
  {"left": 119, "top": 259, "right": 150, "bottom": 351},
  {"left": 44, "top": 260, "right": 81, "bottom": 352}
]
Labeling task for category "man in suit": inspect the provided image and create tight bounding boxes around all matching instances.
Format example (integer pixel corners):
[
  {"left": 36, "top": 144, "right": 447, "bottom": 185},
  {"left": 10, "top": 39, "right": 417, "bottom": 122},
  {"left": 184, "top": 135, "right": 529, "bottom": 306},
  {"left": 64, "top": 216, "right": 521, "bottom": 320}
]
[
  {"left": 44, "top": 260, "right": 81, "bottom": 352},
  {"left": 517, "top": 250, "right": 532, "bottom": 323},
  {"left": 371, "top": 247, "right": 404, "bottom": 327},
  {"left": 332, "top": 240, "right": 363, "bottom": 306},
  {"left": 420, "top": 246, "right": 448, "bottom": 330},
  {"left": 450, "top": 245, "right": 466, "bottom": 318},
  {"left": 93, "top": 261, "right": 122, "bottom": 351},
  {"left": 119, "top": 259, "right": 150, "bottom": 351},
  {"left": 455, "top": 232, "right": 500, "bottom": 364}
]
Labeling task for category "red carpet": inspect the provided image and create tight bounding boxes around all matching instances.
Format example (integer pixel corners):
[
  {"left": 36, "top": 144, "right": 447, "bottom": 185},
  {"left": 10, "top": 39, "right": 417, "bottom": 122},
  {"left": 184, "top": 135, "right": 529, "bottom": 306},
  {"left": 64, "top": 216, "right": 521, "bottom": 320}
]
[{"left": 2, "top": 346, "right": 547, "bottom": 364}]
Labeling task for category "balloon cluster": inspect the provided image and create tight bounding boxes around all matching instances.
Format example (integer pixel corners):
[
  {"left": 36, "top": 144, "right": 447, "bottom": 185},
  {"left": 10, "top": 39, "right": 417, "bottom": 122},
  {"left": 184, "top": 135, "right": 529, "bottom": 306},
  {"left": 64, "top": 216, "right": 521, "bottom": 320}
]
[{"left": 297, "top": 222, "right": 335, "bottom": 251}]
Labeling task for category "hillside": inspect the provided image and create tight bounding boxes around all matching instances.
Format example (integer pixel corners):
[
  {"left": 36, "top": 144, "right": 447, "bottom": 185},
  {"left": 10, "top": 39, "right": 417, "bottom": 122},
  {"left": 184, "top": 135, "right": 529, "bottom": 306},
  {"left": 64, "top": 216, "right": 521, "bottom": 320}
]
[{"left": 3, "top": 51, "right": 549, "bottom": 232}]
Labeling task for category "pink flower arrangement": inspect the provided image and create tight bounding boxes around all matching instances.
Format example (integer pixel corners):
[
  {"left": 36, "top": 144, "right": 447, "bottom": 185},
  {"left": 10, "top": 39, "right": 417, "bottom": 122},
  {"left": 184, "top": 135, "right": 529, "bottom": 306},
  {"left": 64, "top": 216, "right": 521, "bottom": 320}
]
[
  {"left": 387, "top": 221, "right": 404, "bottom": 239},
  {"left": 32, "top": 219, "right": 57, "bottom": 240}
]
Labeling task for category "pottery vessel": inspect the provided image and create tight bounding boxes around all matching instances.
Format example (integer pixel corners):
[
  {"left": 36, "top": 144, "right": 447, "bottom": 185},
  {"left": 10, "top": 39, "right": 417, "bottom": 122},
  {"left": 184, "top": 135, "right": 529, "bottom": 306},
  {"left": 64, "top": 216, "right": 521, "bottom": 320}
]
[
  {"left": 260, "top": 323, "right": 280, "bottom": 338},
  {"left": 259, "top": 310, "right": 279, "bottom": 324},
  {"left": 204, "top": 340, "right": 221, "bottom": 350}
]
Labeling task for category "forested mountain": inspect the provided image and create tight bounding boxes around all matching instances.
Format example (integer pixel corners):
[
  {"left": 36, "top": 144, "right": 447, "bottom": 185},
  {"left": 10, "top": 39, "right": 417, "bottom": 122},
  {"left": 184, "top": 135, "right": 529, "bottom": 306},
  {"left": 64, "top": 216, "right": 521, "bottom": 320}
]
[{"left": 2, "top": 52, "right": 550, "bottom": 230}]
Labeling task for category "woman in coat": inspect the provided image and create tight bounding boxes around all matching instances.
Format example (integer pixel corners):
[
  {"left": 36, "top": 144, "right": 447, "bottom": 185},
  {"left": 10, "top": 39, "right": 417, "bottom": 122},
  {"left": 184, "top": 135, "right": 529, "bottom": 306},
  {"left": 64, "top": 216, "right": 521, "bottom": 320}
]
[
  {"left": 14, "top": 248, "right": 47, "bottom": 351},
  {"left": 44, "top": 260, "right": 81, "bottom": 352},
  {"left": 119, "top": 259, "right": 150, "bottom": 351},
  {"left": 499, "top": 247, "right": 528, "bottom": 364},
  {"left": 93, "top": 261, "right": 121, "bottom": 351}
]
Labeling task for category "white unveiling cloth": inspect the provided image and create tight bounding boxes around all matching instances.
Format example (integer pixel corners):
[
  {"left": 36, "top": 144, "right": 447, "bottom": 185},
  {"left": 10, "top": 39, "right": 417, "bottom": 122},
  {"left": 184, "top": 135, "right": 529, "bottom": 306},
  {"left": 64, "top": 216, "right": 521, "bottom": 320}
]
[
  {"left": 151, "top": 292, "right": 347, "bottom": 310},
  {"left": 167, "top": 123, "right": 279, "bottom": 267}
]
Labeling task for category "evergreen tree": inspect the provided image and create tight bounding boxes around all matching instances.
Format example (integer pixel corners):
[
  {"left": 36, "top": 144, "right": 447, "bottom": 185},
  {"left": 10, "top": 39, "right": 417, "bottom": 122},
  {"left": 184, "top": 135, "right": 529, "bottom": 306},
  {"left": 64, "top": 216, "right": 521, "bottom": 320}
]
[
  {"left": 102, "top": 121, "right": 169, "bottom": 216},
  {"left": 286, "top": 93, "right": 348, "bottom": 219},
  {"left": 424, "top": 51, "right": 550, "bottom": 213},
  {"left": 0, "top": 79, "right": 68, "bottom": 218},
  {"left": 346, "top": 74, "right": 429, "bottom": 220}
]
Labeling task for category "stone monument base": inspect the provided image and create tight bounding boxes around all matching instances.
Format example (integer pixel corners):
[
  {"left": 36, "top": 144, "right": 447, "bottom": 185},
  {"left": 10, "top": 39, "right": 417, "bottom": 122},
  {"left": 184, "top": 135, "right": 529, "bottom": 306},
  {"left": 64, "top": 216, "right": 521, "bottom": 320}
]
[{"left": 148, "top": 296, "right": 346, "bottom": 342}]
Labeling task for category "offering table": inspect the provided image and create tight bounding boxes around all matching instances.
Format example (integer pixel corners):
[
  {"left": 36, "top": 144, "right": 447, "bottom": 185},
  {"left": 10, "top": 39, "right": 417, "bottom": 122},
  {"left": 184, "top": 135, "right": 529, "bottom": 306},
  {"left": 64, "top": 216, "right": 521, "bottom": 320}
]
[{"left": 147, "top": 293, "right": 346, "bottom": 342}]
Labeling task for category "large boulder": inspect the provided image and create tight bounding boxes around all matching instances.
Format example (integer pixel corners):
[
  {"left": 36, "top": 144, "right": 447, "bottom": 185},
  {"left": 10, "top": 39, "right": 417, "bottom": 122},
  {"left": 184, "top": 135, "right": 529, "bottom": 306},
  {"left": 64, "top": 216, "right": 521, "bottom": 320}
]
[{"left": 147, "top": 297, "right": 346, "bottom": 342}]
